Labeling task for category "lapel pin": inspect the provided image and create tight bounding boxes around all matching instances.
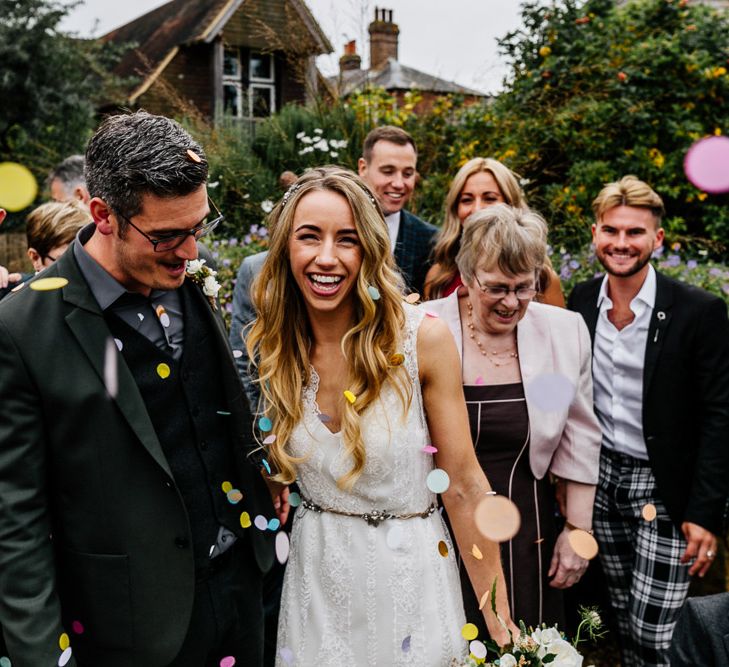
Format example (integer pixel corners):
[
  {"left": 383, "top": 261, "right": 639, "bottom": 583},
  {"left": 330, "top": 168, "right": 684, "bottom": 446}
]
[{"left": 657, "top": 311, "right": 666, "bottom": 320}]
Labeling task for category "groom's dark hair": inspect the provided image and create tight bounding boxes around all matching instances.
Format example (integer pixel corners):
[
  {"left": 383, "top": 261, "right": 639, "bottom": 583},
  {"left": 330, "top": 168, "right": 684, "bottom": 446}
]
[{"left": 85, "top": 111, "right": 208, "bottom": 233}]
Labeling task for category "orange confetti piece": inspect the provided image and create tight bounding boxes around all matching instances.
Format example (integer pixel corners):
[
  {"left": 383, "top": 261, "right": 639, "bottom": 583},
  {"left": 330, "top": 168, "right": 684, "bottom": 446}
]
[
  {"left": 478, "top": 589, "right": 490, "bottom": 610},
  {"left": 437, "top": 540, "right": 449, "bottom": 557},
  {"left": 471, "top": 544, "right": 483, "bottom": 560},
  {"left": 405, "top": 293, "right": 421, "bottom": 304},
  {"left": 390, "top": 353, "right": 405, "bottom": 366},
  {"left": 642, "top": 503, "right": 657, "bottom": 521},
  {"left": 568, "top": 529, "right": 599, "bottom": 560}
]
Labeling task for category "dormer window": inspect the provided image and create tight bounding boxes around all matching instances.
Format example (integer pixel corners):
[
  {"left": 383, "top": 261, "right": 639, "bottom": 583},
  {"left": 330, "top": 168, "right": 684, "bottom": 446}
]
[{"left": 222, "top": 48, "right": 276, "bottom": 119}]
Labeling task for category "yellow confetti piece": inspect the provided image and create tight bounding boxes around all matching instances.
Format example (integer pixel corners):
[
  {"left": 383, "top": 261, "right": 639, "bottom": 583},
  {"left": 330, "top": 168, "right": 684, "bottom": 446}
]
[
  {"left": 29, "top": 277, "right": 68, "bottom": 291},
  {"left": 59, "top": 632, "right": 70, "bottom": 650},
  {"left": 405, "top": 292, "right": 421, "bottom": 304},
  {"left": 239, "top": 511, "right": 251, "bottom": 528},
  {"left": 389, "top": 353, "right": 405, "bottom": 366},
  {"left": 221, "top": 481, "right": 233, "bottom": 493},
  {"left": 343, "top": 390, "right": 356, "bottom": 404},
  {"left": 478, "top": 589, "right": 490, "bottom": 610},
  {"left": 471, "top": 544, "right": 483, "bottom": 560},
  {"left": 461, "top": 623, "right": 479, "bottom": 641},
  {"left": 437, "top": 540, "right": 449, "bottom": 557},
  {"left": 156, "top": 363, "right": 171, "bottom": 379}
]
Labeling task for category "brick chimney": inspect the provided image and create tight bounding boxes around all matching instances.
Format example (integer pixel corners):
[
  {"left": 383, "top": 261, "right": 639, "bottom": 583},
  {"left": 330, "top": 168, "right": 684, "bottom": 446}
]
[
  {"left": 339, "top": 39, "right": 361, "bottom": 72},
  {"left": 369, "top": 7, "right": 399, "bottom": 70}
]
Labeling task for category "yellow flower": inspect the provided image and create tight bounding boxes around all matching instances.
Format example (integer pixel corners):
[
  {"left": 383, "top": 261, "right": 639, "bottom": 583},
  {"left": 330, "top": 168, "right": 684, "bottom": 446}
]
[
  {"left": 539, "top": 46, "right": 552, "bottom": 57},
  {"left": 697, "top": 192, "right": 708, "bottom": 201},
  {"left": 715, "top": 128, "right": 722, "bottom": 136},
  {"left": 648, "top": 148, "right": 665, "bottom": 169}
]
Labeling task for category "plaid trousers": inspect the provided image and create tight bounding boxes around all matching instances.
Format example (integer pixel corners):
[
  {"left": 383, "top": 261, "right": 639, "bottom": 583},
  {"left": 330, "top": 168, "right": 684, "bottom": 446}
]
[{"left": 594, "top": 448, "right": 691, "bottom": 667}]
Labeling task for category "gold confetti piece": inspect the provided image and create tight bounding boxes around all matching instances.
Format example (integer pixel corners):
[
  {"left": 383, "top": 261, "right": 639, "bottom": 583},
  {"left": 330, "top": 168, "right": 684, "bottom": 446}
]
[
  {"left": 534, "top": 538, "right": 545, "bottom": 544},
  {"left": 461, "top": 623, "right": 479, "bottom": 641},
  {"left": 471, "top": 544, "right": 483, "bottom": 560},
  {"left": 59, "top": 632, "right": 70, "bottom": 650},
  {"left": 437, "top": 540, "right": 449, "bottom": 557},
  {"left": 343, "top": 390, "right": 356, "bottom": 404},
  {"left": 186, "top": 149, "right": 202, "bottom": 163},
  {"left": 405, "top": 292, "right": 421, "bottom": 304},
  {"left": 156, "top": 363, "right": 171, "bottom": 379},
  {"left": 642, "top": 503, "right": 657, "bottom": 521},
  {"left": 568, "top": 529, "right": 599, "bottom": 560},
  {"left": 239, "top": 511, "right": 251, "bottom": 528},
  {"left": 478, "top": 589, "right": 490, "bottom": 610},
  {"left": 29, "top": 277, "right": 68, "bottom": 291},
  {"left": 390, "top": 353, "right": 405, "bottom": 366},
  {"left": 221, "top": 481, "right": 233, "bottom": 493},
  {"left": 474, "top": 494, "right": 521, "bottom": 542},
  {"left": 155, "top": 305, "right": 165, "bottom": 318}
]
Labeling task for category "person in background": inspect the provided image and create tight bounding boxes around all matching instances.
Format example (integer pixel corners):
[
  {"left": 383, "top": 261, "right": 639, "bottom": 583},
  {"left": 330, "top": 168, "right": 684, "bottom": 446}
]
[
  {"left": 568, "top": 175, "right": 729, "bottom": 667},
  {"left": 0, "top": 208, "right": 21, "bottom": 292},
  {"left": 47, "top": 154, "right": 91, "bottom": 205},
  {"left": 424, "top": 157, "right": 564, "bottom": 306},
  {"left": 424, "top": 204, "right": 601, "bottom": 634}
]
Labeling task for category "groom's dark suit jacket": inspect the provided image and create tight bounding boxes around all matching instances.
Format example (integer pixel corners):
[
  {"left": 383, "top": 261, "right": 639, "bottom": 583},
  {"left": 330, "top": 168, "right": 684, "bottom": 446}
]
[
  {"left": 393, "top": 209, "right": 438, "bottom": 294},
  {"left": 0, "top": 244, "right": 274, "bottom": 666},
  {"left": 568, "top": 271, "right": 729, "bottom": 534}
]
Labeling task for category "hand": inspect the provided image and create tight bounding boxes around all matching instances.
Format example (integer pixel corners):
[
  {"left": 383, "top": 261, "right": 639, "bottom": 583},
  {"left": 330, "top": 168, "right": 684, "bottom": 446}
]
[
  {"left": 548, "top": 528, "right": 589, "bottom": 589},
  {"left": 267, "top": 481, "right": 290, "bottom": 525},
  {"left": 484, "top": 615, "right": 520, "bottom": 648},
  {"left": 0, "top": 264, "right": 10, "bottom": 289},
  {"left": 680, "top": 521, "right": 717, "bottom": 577}
]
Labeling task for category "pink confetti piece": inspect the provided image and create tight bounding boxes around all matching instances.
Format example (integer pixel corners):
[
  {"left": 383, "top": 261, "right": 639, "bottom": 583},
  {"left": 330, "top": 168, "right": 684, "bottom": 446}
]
[
  {"left": 425, "top": 311, "right": 439, "bottom": 318},
  {"left": 220, "top": 658, "right": 236, "bottom": 667},
  {"left": 263, "top": 434, "right": 277, "bottom": 445},
  {"left": 421, "top": 445, "right": 438, "bottom": 454},
  {"left": 71, "top": 620, "right": 84, "bottom": 634},
  {"left": 475, "top": 375, "right": 485, "bottom": 385}
]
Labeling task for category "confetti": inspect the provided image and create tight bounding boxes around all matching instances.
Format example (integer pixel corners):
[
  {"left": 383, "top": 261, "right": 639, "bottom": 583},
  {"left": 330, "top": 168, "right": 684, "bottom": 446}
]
[
  {"left": 59, "top": 633, "right": 70, "bottom": 651},
  {"left": 226, "top": 489, "right": 243, "bottom": 504},
  {"left": 475, "top": 375, "right": 484, "bottom": 385},
  {"left": 258, "top": 416, "right": 273, "bottom": 432},
  {"left": 275, "top": 531, "right": 290, "bottom": 564},
  {"left": 386, "top": 524, "right": 404, "bottom": 550},
  {"left": 262, "top": 459, "right": 271, "bottom": 475},
  {"left": 216, "top": 410, "right": 231, "bottom": 416},
  {"left": 137, "top": 313, "right": 144, "bottom": 321},
  {"left": 461, "top": 623, "right": 479, "bottom": 641},
  {"left": 405, "top": 293, "right": 420, "bottom": 304},
  {"left": 0, "top": 657, "right": 10, "bottom": 667},
  {"left": 642, "top": 503, "right": 657, "bottom": 521},
  {"left": 263, "top": 434, "right": 277, "bottom": 445},
  {"left": 220, "top": 657, "right": 236, "bottom": 667},
  {"left": 186, "top": 149, "right": 203, "bottom": 163},
  {"left": 389, "top": 353, "right": 405, "bottom": 366},
  {"left": 318, "top": 413, "right": 332, "bottom": 423},
  {"left": 437, "top": 540, "right": 449, "bottom": 557},
  {"left": 279, "top": 647, "right": 294, "bottom": 665},
  {"left": 426, "top": 468, "right": 450, "bottom": 494},
  {"left": 478, "top": 589, "right": 490, "bottom": 610},
  {"left": 684, "top": 135, "right": 729, "bottom": 193},
  {"left": 343, "top": 390, "right": 356, "bottom": 404},
  {"left": 232, "top": 349, "right": 243, "bottom": 358},
  {"left": 71, "top": 620, "right": 84, "bottom": 635},
  {"left": 104, "top": 338, "right": 118, "bottom": 398},
  {"left": 157, "top": 363, "right": 171, "bottom": 379},
  {"left": 424, "top": 310, "right": 439, "bottom": 318},
  {"left": 470, "top": 640, "right": 488, "bottom": 660},
  {"left": 58, "top": 647, "right": 73, "bottom": 667},
  {"left": 114, "top": 338, "right": 123, "bottom": 351},
  {"left": 289, "top": 492, "right": 301, "bottom": 507},
  {"left": 221, "top": 481, "right": 233, "bottom": 493},
  {"left": 471, "top": 544, "right": 483, "bottom": 560},
  {"left": 268, "top": 518, "right": 280, "bottom": 531},
  {"left": 568, "top": 529, "right": 599, "bottom": 560},
  {"left": 254, "top": 514, "right": 268, "bottom": 530},
  {"left": 0, "top": 162, "right": 37, "bottom": 212},
  {"left": 421, "top": 445, "right": 438, "bottom": 454},
  {"left": 525, "top": 373, "right": 575, "bottom": 412},
  {"left": 367, "top": 285, "right": 381, "bottom": 300},
  {"left": 156, "top": 305, "right": 171, "bottom": 328},
  {"left": 474, "top": 494, "right": 521, "bottom": 542},
  {"left": 401, "top": 635, "right": 411, "bottom": 653},
  {"left": 29, "top": 277, "right": 68, "bottom": 291},
  {"left": 239, "top": 512, "right": 251, "bottom": 528}
]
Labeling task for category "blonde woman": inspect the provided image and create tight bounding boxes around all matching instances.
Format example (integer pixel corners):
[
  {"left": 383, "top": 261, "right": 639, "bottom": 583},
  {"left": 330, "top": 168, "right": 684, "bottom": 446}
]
[
  {"left": 424, "top": 157, "right": 564, "bottom": 306},
  {"left": 248, "top": 167, "right": 515, "bottom": 665}
]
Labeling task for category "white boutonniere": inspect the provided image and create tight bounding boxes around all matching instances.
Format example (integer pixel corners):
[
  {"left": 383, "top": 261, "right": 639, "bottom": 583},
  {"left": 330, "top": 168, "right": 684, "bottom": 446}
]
[{"left": 186, "top": 258, "right": 221, "bottom": 310}]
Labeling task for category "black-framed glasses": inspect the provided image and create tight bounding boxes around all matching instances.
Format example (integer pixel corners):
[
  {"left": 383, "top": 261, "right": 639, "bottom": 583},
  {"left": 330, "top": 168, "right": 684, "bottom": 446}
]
[
  {"left": 116, "top": 197, "right": 224, "bottom": 252},
  {"left": 474, "top": 273, "right": 538, "bottom": 301}
]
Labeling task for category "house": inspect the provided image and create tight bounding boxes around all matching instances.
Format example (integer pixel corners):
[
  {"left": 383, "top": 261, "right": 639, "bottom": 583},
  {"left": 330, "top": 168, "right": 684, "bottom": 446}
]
[
  {"left": 329, "top": 7, "right": 485, "bottom": 112},
  {"left": 101, "top": 0, "right": 333, "bottom": 120}
]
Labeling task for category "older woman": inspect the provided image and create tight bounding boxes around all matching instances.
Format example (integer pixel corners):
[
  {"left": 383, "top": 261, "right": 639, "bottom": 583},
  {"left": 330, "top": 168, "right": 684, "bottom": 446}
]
[
  {"left": 423, "top": 204, "right": 601, "bottom": 632},
  {"left": 424, "top": 157, "right": 564, "bottom": 307}
]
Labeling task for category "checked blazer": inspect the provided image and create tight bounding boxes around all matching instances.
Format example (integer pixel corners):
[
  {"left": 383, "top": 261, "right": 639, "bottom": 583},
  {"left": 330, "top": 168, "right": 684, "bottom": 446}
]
[
  {"left": 393, "top": 209, "right": 438, "bottom": 294},
  {"left": 568, "top": 271, "right": 729, "bottom": 534}
]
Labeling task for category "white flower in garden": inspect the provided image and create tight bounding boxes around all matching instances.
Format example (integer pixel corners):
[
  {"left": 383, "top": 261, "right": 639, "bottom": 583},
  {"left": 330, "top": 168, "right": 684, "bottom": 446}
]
[
  {"left": 186, "top": 259, "right": 205, "bottom": 274},
  {"left": 330, "top": 151, "right": 339, "bottom": 158},
  {"left": 203, "top": 275, "right": 220, "bottom": 297},
  {"left": 243, "top": 193, "right": 250, "bottom": 199},
  {"left": 207, "top": 180, "right": 219, "bottom": 188},
  {"left": 313, "top": 127, "right": 323, "bottom": 134},
  {"left": 298, "top": 146, "right": 315, "bottom": 155},
  {"left": 498, "top": 654, "right": 517, "bottom": 667},
  {"left": 313, "top": 138, "right": 329, "bottom": 151},
  {"left": 296, "top": 131, "right": 306, "bottom": 139},
  {"left": 261, "top": 199, "right": 274, "bottom": 213},
  {"left": 300, "top": 136, "right": 313, "bottom": 144}
]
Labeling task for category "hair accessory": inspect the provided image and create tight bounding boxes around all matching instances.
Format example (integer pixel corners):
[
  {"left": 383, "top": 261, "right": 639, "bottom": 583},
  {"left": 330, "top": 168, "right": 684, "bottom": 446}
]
[{"left": 281, "top": 182, "right": 303, "bottom": 208}]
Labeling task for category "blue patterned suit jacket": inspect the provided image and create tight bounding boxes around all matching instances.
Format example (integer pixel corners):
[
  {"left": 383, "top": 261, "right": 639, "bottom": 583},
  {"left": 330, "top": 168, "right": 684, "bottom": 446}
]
[{"left": 393, "top": 209, "right": 438, "bottom": 294}]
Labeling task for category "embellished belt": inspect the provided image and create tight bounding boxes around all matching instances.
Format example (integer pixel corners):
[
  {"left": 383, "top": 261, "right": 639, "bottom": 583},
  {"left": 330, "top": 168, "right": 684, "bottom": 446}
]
[{"left": 300, "top": 496, "right": 437, "bottom": 527}]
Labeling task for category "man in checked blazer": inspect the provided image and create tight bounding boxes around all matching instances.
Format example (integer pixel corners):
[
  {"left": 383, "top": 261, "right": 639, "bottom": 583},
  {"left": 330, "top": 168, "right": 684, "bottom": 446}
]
[
  {"left": 0, "top": 111, "right": 277, "bottom": 666},
  {"left": 568, "top": 176, "right": 729, "bottom": 667}
]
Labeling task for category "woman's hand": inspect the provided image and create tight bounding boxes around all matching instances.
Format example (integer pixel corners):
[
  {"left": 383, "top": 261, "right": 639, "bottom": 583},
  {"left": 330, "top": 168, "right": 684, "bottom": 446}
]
[
  {"left": 266, "top": 479, "right": 290, "bottom": 525},
  {"left": 548, "top": 528, "right": 588, "bottom": 589},
  {"left": 484, "top": 615, "right": 521, "bottom": 648}
]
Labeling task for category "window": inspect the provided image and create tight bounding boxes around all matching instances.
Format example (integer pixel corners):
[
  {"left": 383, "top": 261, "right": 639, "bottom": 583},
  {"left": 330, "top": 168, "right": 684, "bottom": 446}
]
[
  {"left": 222, "top": 48, "right": 243, "bottom": 117},
  {"left": 221, "top": 49, "right": 276, "bottom": 119},
  {"left": 248, "top": 52, "right": 275, "bottom": 117}
]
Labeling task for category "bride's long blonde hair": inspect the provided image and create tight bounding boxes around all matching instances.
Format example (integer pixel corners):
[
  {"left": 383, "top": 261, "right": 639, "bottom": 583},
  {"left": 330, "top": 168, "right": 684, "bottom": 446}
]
[{"left": 247, "top": 167, "right": 411, "bottom": 489}]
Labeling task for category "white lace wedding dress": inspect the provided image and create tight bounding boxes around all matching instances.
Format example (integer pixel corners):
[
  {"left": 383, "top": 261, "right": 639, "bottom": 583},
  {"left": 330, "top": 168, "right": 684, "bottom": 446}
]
[{"left": 276, "top": 305, "right": 467, "bottom": 667}]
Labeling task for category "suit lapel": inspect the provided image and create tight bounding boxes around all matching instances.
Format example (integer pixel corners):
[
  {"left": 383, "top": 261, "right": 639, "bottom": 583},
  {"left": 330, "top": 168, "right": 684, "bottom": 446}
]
[
  {"left": 643, "top": 272, "right": 674, "bottom": 402},
  {"left": 60, "top": 247, "right": 172, "bottom": 476},
  {"left": 578, "top": 280, "right": 601, "bottom": 344}
]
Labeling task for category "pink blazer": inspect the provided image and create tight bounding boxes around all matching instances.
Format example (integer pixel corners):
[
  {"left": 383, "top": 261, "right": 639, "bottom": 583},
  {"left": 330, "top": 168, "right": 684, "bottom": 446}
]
[{"left": 422, "top": 289, "right": 602, "bottom": 484}]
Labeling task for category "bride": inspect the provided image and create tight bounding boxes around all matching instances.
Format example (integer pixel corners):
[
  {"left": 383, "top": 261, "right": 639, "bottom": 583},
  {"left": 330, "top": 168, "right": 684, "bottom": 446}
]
[{"left": 248, "top": 167, "right": 514, "bottom": 666}]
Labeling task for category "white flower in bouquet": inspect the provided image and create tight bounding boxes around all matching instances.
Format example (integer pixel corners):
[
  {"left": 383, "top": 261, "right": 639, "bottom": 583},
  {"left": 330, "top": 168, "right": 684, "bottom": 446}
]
[
  {"left": 548, "top": 638, "right": 583, "bottom": 667},
  {"left": 498, "top": 654, "right": 518, "bottom": 667},
  {"left": 532, "top": 626, "right": 562, "bottom": 648}
]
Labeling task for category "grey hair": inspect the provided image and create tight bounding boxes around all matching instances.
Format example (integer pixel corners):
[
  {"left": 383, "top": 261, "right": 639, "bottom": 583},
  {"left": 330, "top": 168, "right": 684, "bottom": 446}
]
[
  {"left": 47, "top": 154, "right": 86, "bottom": 196},
  {"left": 456, "top": 204, "right": 547, "bottom": 283},
  {"left": 85, "top": 111, "right": 208, "bottom": 231}
]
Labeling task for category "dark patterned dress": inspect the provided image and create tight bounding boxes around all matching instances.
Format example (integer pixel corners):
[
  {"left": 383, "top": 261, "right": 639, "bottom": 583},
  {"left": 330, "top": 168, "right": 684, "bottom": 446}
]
[{"left": 459, "top": 382, "right": 565, "bottom": 634}]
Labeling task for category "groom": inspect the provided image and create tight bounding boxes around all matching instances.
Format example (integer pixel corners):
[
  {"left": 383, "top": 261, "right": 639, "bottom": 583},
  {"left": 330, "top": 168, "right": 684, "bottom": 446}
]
[{"left": 0, "top": 111, "right": 274, "bottom": 666}]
